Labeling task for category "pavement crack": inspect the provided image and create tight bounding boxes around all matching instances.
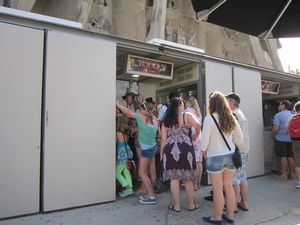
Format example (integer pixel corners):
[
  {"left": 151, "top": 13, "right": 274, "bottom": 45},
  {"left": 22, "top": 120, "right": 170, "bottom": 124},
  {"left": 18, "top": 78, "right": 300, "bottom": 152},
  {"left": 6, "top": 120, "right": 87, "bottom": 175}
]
[{"left": 254, "top": 212, "right": 291, "bottom": 225}]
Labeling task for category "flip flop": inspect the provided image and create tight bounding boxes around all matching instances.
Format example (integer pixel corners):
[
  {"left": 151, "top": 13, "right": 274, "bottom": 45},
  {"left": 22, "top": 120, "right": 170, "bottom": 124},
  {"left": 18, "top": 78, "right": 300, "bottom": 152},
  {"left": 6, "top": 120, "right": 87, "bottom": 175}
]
[
  {"left": 238, "top": 203, "right": 249, "bottom": 211},
  {"left": 168, "top": 205, "right": 180, "bottom": 213},
  {"left": 188, "top": 204, "right": 199, "bottom": 211}
]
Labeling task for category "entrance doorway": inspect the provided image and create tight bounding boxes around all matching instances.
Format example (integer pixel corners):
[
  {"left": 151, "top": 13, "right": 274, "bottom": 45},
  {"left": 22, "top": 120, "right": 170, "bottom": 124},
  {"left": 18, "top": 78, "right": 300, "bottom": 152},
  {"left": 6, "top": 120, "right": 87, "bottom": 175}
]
[{"left": 115, "top": 46, "right": 203, "bottom": 197}]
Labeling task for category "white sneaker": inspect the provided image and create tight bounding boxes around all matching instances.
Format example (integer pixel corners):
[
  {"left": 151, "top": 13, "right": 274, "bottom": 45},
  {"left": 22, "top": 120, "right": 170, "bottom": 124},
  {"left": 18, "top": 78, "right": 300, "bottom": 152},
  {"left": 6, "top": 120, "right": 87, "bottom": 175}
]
[
  {"left": 139, "top": 196, "right": 156, "bottom": 205},
  {"left": 139, "top": 194, "right": 148, "bottom": 200},
  {"left": 296, "top": 181, "right": 300, "bottom": 189}
]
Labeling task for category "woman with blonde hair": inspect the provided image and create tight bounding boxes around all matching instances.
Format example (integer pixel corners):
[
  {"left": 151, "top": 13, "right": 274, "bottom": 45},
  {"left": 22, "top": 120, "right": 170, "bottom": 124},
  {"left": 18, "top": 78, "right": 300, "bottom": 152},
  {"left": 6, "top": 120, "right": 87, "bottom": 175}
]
[
  {"left": 185, "top": 95, "right": 202, "bottom": 191},
  {"left": 116, "top": 101, "right": 158, "bottom": 205},
  {"left": 201, "top": 91, "right": 243, "bottom": 225}
]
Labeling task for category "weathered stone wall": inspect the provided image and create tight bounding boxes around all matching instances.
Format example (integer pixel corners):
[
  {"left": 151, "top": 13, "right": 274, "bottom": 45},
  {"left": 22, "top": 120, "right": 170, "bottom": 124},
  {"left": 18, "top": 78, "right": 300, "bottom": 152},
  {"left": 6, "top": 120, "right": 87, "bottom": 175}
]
[
  {"left": 32, "top": 0, "right": 91, "bottom": 23},
  {"left": 111, "top": 0, "right": 146, "bottom": 41},
  {"left": 2, "top": 0, "right": 283, "bottom": 71}
]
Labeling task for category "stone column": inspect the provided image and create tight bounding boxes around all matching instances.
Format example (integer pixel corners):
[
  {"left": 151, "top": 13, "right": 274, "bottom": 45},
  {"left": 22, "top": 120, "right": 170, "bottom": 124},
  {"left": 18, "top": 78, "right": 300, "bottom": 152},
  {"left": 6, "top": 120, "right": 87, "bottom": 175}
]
[
  {"left": 146, "top": 0, "right": 167, "bottom": 41},
  {"left": 112, "top": 0, "right": 146, "bottom": 41},
  {"left": 248, "top": 36, "right": 267, "bottom": 67},
  {"left": 73, "top": 0, "right": 93, "bottom": 24},
  {"left": 265, "top": 39, "right": 283, "bottom": 71}
]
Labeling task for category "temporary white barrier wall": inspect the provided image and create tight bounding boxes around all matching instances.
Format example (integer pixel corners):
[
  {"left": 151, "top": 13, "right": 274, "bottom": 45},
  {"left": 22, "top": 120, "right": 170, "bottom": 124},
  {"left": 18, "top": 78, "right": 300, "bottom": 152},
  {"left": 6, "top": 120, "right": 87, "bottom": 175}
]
[
  {"left": 43, "top": 30, "right": 116, "bottom": 211},
  {"left": 205, "top": 61, "right": 232, "bottom": 96},
  {"left": 234, "top": 67, "right": 264, "bottom": 177},
  {"left": 205, "top": 61, "right": 264, "bottom": 177},
  {"left": 0, "top": 22, "right": 43, "bottom": 218}
]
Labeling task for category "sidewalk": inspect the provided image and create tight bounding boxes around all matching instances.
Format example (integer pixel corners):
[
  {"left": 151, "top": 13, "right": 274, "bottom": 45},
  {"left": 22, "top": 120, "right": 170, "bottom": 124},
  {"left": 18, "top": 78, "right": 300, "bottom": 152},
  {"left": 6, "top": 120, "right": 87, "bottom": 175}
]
[{"left": 0, "top": 174, "right": 299, "bottom": 225}]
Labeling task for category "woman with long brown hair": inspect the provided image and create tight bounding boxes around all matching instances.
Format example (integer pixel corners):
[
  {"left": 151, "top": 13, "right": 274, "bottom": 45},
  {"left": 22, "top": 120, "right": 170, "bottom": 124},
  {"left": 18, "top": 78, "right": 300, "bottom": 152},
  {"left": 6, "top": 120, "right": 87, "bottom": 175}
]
[
  {"left": 161, "top": 97, "right": 201, "bottom": 212},
  {"left": 201, "top": 91, "right": 243, "bottom": 224}
]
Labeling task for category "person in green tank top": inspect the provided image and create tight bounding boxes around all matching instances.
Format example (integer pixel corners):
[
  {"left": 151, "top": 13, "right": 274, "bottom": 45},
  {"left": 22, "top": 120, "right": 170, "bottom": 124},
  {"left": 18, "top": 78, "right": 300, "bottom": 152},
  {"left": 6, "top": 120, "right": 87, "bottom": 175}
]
[{"left": 116, "top": 101, "right": 158, "bottom": 205}]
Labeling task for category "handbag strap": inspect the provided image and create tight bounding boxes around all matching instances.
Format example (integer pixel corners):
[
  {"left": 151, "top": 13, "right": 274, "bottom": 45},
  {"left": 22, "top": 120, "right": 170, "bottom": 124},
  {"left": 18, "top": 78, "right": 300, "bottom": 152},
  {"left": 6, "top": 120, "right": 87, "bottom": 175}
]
[{"left": 210, "top": 113, "right": 231, "bottom": 151}]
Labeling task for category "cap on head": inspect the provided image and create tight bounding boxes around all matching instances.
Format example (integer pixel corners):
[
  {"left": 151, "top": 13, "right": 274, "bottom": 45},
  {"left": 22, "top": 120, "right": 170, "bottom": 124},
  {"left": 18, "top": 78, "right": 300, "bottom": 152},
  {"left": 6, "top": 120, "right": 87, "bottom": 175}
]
[
  {"left": 122, "top": 91, "right": 136, "bottom": 100},
  {"left": 280, "top": 99, "right": 291, "bottom": 109},
  {"left": 226, "top": 92, "right": 241, "bottom": 104}
]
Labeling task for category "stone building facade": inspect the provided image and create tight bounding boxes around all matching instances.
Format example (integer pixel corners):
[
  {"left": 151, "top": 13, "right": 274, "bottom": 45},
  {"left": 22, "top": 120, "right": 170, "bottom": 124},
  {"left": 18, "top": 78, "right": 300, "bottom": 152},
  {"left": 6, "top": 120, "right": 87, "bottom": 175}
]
[{"left": 1, "top": 0, "right": 283, "bottom": 71}]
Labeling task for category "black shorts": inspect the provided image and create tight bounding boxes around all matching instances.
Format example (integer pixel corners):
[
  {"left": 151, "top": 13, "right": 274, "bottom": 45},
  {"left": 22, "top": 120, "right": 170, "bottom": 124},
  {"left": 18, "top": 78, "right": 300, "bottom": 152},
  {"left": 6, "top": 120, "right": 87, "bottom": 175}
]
[{"left": 274, "top": 140, "right": 293, "bottom": 157}]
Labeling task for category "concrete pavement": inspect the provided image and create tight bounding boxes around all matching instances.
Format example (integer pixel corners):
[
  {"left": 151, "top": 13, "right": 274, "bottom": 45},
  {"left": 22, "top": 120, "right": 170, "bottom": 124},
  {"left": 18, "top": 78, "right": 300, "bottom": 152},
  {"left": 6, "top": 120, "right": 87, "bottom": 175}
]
[{"left": 0, "top": 174, "right": 299, "bottom": 225}]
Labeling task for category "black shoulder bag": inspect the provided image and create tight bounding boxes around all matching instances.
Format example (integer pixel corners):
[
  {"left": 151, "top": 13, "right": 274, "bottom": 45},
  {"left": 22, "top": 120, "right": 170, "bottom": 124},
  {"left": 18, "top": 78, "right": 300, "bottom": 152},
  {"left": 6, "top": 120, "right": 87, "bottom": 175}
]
[{"left": 210, "top": 114, "right": 242, "bottom": 169}]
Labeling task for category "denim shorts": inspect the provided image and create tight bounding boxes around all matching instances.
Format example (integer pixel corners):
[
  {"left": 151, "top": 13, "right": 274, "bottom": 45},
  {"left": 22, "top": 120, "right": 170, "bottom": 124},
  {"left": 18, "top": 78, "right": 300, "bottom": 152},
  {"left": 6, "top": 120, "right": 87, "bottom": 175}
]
[
  {"left": 205, "top": 153, "right": 235, "bottom": 173},
  {"left": 141, "top": 144, "right": 157, "bottom": 160}
]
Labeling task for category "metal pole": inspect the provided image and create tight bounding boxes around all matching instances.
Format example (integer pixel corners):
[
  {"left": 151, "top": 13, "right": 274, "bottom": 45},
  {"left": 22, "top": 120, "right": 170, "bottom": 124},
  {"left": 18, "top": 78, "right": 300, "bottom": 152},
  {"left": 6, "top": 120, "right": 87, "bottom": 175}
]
[{"left": 263, "top": 0, "right": 292, "bottom": 39}]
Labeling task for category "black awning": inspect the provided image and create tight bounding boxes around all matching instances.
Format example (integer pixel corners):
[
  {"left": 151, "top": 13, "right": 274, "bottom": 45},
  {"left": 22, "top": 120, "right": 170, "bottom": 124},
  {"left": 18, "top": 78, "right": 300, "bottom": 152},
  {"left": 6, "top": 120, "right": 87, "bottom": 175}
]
[{"left": 191, "top": 0, "right": 300, "bottom": 39}]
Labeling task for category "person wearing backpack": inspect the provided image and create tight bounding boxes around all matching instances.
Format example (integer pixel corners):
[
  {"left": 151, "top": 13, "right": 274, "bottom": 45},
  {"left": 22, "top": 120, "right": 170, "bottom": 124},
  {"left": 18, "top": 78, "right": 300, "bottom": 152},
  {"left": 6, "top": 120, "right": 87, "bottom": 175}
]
[
  {"left": 287, "top": 101, "right": 300, "bottom": 189},
  {"left": 272, "top": 100, "right": 294, "bottom": 180}
]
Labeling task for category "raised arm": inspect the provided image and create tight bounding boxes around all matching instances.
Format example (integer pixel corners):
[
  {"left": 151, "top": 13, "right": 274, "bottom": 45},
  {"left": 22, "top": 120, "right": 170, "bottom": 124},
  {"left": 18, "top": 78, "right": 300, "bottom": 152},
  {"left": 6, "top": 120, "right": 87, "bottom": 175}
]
[{"left": 116, "top": 101, "right": 135, "bottom": 118}]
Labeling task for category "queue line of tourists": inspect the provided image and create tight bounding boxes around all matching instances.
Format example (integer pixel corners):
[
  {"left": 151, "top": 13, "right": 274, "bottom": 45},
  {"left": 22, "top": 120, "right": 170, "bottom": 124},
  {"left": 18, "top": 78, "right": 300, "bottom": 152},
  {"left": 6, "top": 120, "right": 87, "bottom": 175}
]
[{"left": 115, "top": 90, "right": 250, "bottom": 225}]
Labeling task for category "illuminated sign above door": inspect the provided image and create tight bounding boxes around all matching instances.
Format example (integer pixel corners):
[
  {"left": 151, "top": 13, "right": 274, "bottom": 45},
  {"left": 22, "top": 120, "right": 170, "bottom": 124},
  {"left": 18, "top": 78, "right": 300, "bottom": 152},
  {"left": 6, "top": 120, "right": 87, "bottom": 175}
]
[{"left": 126, "top": 54, "right": 174, "bottom": 80}]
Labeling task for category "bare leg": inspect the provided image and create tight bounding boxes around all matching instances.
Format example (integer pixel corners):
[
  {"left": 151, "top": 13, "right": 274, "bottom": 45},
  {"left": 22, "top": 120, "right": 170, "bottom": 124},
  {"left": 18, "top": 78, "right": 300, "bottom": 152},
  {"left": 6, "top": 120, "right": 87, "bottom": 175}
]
[
  {"left": 139, "top": 157, "right": 155, "bottom": 196},
  {"left": 239, "top": 182, "right": 249, "bottom": 209},
  {"left": 287, "top": 157, "right": 295, "bottom": 177},
  {"left": 184, "top": 180, "right": 197, "bottom": 209},
  {"left": 233, "top": 185, "right": 240, "bottom": 211},
  {"left": 281, "top": 157, "right": 289, "bottom": 178},
  {"left": 295, "top": 167, "right": 300, "bottom": 181},
  {"left": 136, "top": 146, "right": 146, "bottom": 193},
  {"left": 149, "top": 157, "right": 157, "bottom": 183},
  {"left": 223, "top": 169, "right": 236, "bottom": 220},
  {"left": 198, "top": 162, "right": 203, "bottom": 187},
  {"left": 193, "top": 162, "right": 202, "bottom": 190},
  {"left": 170, "top": 179, "right": 180, "bottom": 211},
  {"left": 209, "top": 172, "right": 224, "bottom": 220}
]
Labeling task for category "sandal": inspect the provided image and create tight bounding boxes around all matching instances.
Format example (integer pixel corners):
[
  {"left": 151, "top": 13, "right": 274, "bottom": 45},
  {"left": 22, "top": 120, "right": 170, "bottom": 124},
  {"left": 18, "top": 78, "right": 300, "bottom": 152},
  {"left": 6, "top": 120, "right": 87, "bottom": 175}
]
[
  {"left": 222, "top": 214, "right": 235, "bottom": 224},
  {"left": 202, "top": 216, "right": 222, "bottom": 225},
  {"left": 188, "top": 204, "right": 199, "bottom": 211},
  {"left": 237, "top": 202, "right": 249, "bottom": 211},
  {"left": 168, "top": 205, "right": 180, "bottom": 213}
]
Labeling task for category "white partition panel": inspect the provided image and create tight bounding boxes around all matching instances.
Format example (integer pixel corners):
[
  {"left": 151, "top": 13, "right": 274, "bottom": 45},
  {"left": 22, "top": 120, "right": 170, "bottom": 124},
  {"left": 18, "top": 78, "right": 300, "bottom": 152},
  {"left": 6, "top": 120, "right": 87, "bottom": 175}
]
[
  {"left": 205, "top": 61, "right": 232, "bottom": 97},
  {"left": 0, "top": 22, "right": 43, "bottom": 218},
  {"left": 44, "top": 31, "right": 116, "bottom": 211},
  {"left": 204, "top": 61, "right": 232, "bottom": 185},
  {"left": 234, "top": 67, "right": 264, "bottom": 177}
]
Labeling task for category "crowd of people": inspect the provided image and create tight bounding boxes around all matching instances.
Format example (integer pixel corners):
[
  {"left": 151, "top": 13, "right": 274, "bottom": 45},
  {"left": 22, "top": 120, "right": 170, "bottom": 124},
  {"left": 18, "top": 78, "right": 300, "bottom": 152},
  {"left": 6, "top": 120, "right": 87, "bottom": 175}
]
[{"left": 115, "top": 89, "right": 299, "bottom": 225}]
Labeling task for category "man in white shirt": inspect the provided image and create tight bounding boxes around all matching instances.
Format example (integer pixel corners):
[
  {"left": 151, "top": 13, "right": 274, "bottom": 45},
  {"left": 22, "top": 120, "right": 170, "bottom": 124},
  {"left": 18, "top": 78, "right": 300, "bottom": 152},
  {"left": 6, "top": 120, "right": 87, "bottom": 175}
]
[{"left": 227, "top": 93, "right": 250, "bottom": 212}]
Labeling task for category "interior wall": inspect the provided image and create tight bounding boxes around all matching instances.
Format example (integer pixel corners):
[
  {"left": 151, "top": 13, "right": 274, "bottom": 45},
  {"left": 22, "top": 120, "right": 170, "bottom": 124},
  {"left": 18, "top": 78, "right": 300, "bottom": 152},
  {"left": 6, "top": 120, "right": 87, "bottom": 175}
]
[{"left": 0, "top": 22, "right": 43, "bottom": 218}]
